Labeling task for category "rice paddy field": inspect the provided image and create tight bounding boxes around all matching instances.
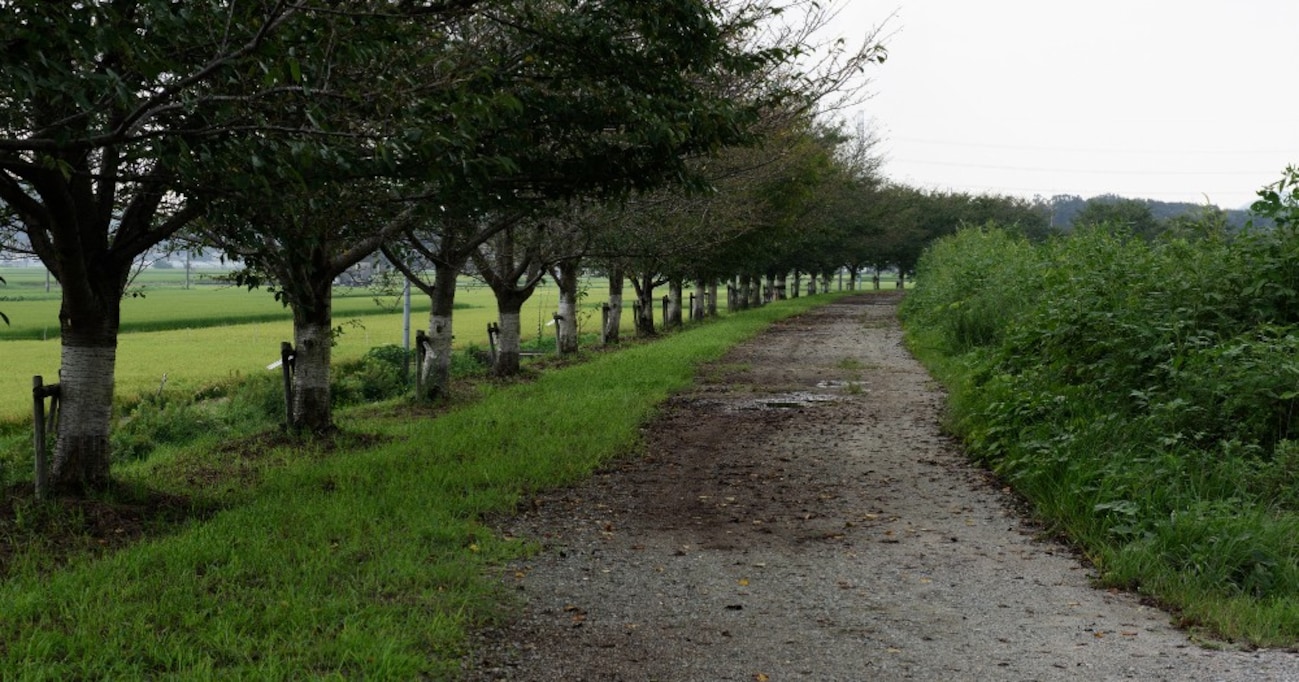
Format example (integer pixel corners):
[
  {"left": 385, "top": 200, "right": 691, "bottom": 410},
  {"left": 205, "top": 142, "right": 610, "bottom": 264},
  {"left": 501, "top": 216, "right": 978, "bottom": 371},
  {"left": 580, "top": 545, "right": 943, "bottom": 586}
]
[{"left": 0, "top": 265, "right": 631, "bottom": 420}]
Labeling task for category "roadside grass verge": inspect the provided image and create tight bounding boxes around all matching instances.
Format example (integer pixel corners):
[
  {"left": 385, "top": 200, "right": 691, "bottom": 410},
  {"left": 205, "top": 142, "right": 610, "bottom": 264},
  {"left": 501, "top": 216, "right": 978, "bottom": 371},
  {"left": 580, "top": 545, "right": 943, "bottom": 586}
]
[
  {"left": 0, "top": 292, "right": 844, "bottom": 678},
  {"left": 901, "top": 223, "right": 1299, "bottom": 647}
]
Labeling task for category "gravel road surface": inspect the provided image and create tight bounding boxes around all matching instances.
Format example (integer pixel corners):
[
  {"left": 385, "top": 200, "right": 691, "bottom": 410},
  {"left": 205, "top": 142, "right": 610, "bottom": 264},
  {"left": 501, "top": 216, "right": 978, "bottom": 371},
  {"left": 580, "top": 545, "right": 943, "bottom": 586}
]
[{"left": 464, "top": 293, "right": 1299, "bottom": 681}]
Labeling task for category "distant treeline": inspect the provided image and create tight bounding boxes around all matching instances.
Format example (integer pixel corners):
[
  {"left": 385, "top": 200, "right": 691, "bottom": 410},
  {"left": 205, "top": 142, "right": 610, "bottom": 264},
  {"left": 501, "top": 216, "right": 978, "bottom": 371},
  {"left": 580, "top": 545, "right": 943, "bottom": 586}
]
[{"left": 1046, "top": 193, "right": 1260, "bottom": 232}]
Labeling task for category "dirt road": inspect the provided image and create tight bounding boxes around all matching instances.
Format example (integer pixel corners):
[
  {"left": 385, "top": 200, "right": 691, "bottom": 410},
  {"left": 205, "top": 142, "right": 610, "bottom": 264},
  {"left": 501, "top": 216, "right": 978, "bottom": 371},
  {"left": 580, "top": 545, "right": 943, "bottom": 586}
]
[{"left": 465, "top": 293, "right": 1299, "bottom": 681}]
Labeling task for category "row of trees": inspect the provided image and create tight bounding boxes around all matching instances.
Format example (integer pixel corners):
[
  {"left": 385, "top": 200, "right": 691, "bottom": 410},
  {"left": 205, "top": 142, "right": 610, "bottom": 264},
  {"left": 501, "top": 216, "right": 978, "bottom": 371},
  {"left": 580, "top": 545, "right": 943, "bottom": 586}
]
[
  {"left": 0, "top": 1, "right": 899, "bottom": 496},
  {"left": 0, "top": 1, "right": 1055, "bottom": 499}
]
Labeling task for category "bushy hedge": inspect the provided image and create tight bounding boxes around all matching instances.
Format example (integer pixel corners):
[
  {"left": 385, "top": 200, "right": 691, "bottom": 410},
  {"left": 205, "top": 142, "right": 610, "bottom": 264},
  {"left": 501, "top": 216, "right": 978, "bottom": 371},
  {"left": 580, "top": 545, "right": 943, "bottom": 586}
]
[{"left": 900, "top": 205, "right": 1299, "bottom": 644}]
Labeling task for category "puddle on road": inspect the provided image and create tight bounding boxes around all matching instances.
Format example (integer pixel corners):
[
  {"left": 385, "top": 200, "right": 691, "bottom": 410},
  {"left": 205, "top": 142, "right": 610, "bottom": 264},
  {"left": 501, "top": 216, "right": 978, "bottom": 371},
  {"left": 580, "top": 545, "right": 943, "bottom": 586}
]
[
  {"left": 736, "top": 388, "right": 862, "bottom": 411},
  {"left": 678, "top": 380, "right": 868, "bottom": 412},
  {"left": 816, "top": 380, "right": 865, "bottom": 390}
]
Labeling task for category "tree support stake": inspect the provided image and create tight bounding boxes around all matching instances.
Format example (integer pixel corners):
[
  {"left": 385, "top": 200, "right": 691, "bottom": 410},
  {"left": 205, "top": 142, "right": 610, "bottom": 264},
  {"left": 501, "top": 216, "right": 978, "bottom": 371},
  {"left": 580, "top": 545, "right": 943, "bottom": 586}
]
[{"left": 32, "top": 376, "right": 60, "bottom": 500}]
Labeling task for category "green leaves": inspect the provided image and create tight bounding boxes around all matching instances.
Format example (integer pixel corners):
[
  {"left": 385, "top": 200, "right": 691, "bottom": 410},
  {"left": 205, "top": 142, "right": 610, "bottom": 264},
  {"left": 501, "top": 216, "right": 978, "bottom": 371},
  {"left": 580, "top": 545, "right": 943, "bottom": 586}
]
[
  {"left": 1251, "top": 165, "right": 1299, "bottom": 231},
  {"left": 904, "top": 207, "right": 1299, "bottom": 642}
]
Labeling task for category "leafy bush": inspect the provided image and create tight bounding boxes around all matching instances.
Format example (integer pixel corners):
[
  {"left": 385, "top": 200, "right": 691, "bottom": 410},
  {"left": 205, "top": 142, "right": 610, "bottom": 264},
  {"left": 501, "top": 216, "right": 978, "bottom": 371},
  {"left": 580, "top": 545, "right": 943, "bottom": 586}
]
[
  {"left": 903, "top": 208, "right": 1299, "bottom": 644},
  {"left": 900, "top": 224, "right": 1042, "bottom": 354},
  {"left": 332, "top": 344, "right": 410, "bottom": 405}
]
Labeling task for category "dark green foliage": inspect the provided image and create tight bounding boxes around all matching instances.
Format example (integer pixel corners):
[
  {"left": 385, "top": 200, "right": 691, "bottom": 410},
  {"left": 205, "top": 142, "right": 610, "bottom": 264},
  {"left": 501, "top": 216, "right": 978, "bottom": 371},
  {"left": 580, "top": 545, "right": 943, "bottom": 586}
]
[
  {"left": 331, "top": 345, "right": 411, "bottom": 405},
  {"left": 899, "top": 226, "right": 1042, "bottom": 355},
  {"left": 1070, "top": 197, "right": 1162, "bottom": 239},
  {"left": 901, "top": 195, "right": 1299, "bottom": 643}
]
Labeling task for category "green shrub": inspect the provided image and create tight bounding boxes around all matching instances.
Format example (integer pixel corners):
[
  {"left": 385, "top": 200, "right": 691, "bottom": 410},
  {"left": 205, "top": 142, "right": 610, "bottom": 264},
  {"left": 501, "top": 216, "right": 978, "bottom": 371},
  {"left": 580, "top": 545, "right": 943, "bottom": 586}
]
[
  {"left": 332, "top": 344, "right": 410, "bottom": 405},
  {"left": 903, "top": 209, "right": 1299, "bottom": 644},
  {"left": 900, "top": 224, "right": 1042, "bottom": 354}
]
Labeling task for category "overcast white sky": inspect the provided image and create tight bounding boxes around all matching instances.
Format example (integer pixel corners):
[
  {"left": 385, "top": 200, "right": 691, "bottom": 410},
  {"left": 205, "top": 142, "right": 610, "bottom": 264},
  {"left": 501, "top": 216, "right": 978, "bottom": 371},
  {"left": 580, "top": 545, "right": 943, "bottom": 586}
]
[{"left": 821, "top": 0, "right": 1299, "bottom": 209}]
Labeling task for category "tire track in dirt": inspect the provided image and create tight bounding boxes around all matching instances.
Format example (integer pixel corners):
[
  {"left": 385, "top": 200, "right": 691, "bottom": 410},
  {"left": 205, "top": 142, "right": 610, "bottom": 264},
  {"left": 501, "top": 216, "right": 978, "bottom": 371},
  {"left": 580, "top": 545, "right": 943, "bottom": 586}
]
[{"left": 465, "top": 293, "right": 1299, "bottom": 681}]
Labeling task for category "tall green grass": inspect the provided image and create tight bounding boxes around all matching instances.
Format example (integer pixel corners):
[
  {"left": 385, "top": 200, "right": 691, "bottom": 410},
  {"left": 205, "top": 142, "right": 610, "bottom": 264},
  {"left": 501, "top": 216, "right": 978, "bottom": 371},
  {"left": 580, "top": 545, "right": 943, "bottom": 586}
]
[
  {"left": 902, "top": 222, "right": 1299, "bottom": 646},
  {"left": 0, "top": 292, "right": 844, "bottom": 678}
]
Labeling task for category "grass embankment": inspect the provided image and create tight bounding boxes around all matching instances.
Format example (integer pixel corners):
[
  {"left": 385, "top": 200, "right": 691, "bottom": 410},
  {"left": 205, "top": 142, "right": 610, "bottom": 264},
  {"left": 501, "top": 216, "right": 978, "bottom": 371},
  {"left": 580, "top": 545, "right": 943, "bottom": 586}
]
[
  {"left": 0, "top": 293, "right": 839, "bottom": 679},
  {"left": 901, "top": 225, "right": 1299, "bottom": 647}
]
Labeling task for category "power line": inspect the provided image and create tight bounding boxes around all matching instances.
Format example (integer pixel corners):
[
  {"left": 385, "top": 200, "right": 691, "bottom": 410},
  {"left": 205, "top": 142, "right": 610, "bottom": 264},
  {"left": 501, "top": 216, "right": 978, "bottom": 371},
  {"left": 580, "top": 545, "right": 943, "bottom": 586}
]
[
  {"left": 888, "top": 136, "right": 1299, "bottom": 157},
  {"left": 888, "top": 159, "right": 1279, "bottom": 177},
  {"left": 891, "top": 178, "right": 1260, "bottom": 203}
]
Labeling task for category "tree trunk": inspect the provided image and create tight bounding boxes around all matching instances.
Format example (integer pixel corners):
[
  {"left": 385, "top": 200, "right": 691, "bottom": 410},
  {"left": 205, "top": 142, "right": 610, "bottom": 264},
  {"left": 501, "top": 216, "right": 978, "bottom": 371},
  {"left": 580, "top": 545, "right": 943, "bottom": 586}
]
[
  {"left": 50, "top": 326, "right": 118, "bottom": 493},
  {"left": 494, "top": 305, "right": 524, "bottom": 376},
  {"left": 666, "top": 279, "right": 683, "bottom": 329},
  {"left": 749, "top": 276, "right": 763, "bottom": 308},
  {"left": 471, "top": 223, "right": 545, "bottom": 376},
  {"left": 706, "top": 280, "right": 718, "bottom": 317},
  {"left": 808, "top": 275, "right": 818, "bottom": 295},
  {"left": 290, "top": 295, "right": 334, "bottom": 434},
  {"left": 606, "top": 267, "right": 623, "bottom": 345},
  {"left": 49, "top": 262, "right": 129, "bottom": 494},
  {"left": 632, "top": 274, "right": 656, "bottom": 337},
  {"left": 791, "top": 271, "right": 802, "bottom": 298},
  {"left": 555, "top": 260, "right": 580, "bottom": 354},
  {"left": 424, "top": 262, "right": 460, "bottom": 400},
  {"left": 775, "top": 272, "right": 788, "bottom": 300},
  {"left": 692, "top": 277, "right": 707, "bottom": 320}
]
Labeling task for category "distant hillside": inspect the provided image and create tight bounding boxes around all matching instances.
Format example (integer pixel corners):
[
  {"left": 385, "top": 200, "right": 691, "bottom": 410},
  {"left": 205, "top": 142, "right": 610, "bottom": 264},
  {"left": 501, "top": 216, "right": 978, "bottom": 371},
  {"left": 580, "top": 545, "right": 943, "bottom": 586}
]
[{"left": 1047, "top": 194, "right": 1259, "bottom": 231}]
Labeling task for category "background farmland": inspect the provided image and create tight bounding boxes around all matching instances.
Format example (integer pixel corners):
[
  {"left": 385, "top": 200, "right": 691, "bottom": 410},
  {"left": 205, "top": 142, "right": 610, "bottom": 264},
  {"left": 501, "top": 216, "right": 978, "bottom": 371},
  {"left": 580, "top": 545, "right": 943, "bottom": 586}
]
[{"left": 0, "top": 265, "right": 634, "bottom": 420}]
